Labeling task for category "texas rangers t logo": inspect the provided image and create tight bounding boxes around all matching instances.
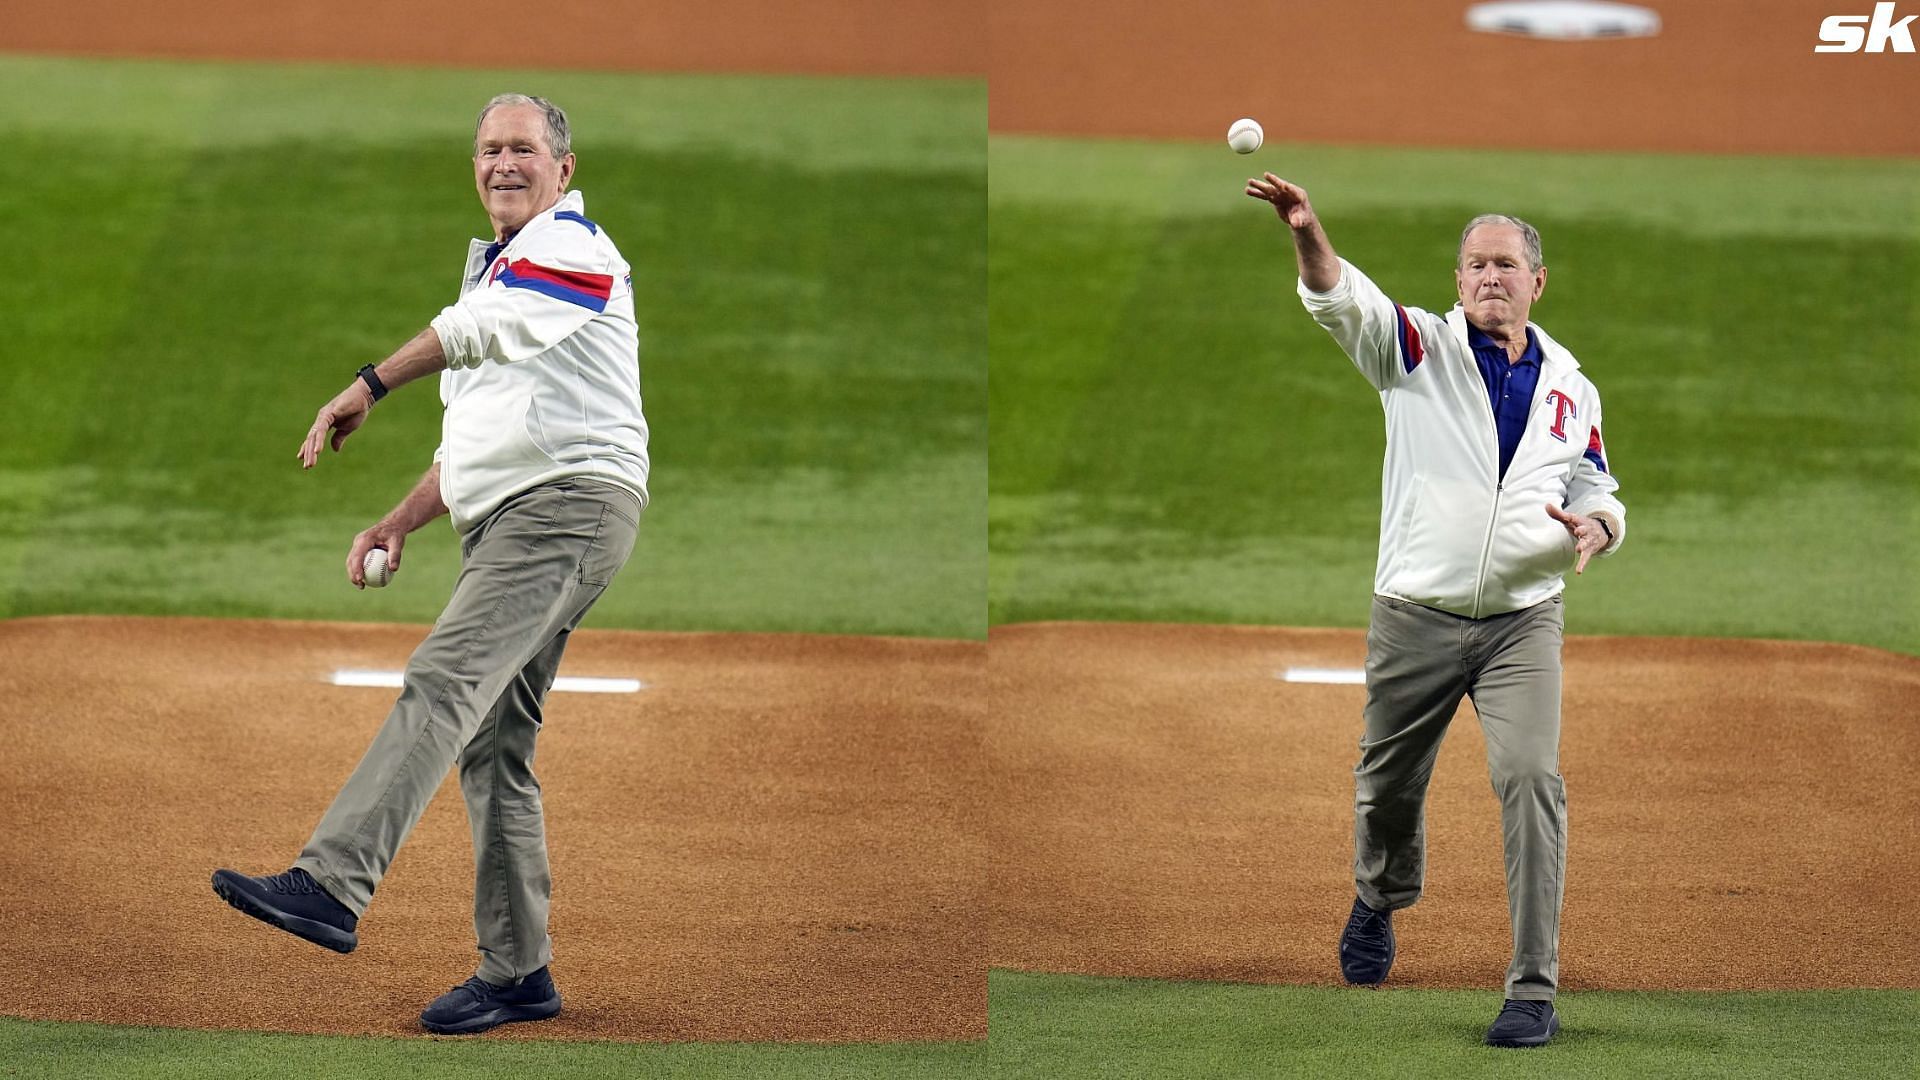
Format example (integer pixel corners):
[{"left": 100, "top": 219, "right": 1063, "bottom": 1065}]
[{"left": 1544, "top": 390, "right": 1576, "bottom": 443}]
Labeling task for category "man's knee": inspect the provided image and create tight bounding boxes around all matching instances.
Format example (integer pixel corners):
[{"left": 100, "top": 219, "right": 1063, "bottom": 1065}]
[{"left": 1488, "top": 757, "right": 1563, "bottom": 801}]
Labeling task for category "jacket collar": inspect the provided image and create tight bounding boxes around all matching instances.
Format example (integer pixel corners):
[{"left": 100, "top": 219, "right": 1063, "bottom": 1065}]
[
  {"left": 468, "top": 189, "right": 587, "bottom": 260},
  {"left": 1446, "top": 304, "right": 1580, "bottom": 376}
]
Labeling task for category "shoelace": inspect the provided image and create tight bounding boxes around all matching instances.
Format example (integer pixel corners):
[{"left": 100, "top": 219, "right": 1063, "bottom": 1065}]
[
  {"left": 1344, "top": 906, "right": 1389, "bottom": 949},
  {"left": 447, "top": 977, "right": 501, "bottom": 1004},
  {"left": 1499, "top": 1000, "right": 1551, "bottom": 1022},
  {"left": 266, "top": 870, "right": 323, "bottom": 895}
]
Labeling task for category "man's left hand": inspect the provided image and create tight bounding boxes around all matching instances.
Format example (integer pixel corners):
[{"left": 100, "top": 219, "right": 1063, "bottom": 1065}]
[
  {"left": 1545, "top": 504, "right": 1608, "bottom": 575},
  {"left": 298, "top": 380, "right": 376, "bottom": 469}
]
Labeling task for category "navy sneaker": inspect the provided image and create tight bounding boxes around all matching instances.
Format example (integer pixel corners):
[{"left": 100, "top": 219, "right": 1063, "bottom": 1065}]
[
  {"left": 1485, "top": 999, "right": 1559, "bottom": 1048},
  {"left": 210, "top": 867, "right": 358, "bottom": 953},
  {"left": 1338, "top": 896, "right": 1395, "bottom": 985},
  {"left": 420, "top": 966, "right": 562, "bottom": 1035}
]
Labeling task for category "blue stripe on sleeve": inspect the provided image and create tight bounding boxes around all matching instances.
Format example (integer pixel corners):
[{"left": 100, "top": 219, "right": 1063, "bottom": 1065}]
[
  {"left": 553, "top": 211, "right": 599, "bottom": 234},
  {"left": 499, "top": 271, "right": 609, "bottom": 312}
]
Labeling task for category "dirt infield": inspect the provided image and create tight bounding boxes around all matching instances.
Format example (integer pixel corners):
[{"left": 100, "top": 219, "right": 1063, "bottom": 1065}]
[
  {"left": 992, "top": 1, "right": 1919, "bottom": 156},
  {"left": 990, "top": 622, "right": 1920, "bottom": 990},
  {"left": 2, "top": 0, "right": 984, "bottom": 77},
  {"left": 0, "top": 616, "right": 982, "bottom": 1042}
]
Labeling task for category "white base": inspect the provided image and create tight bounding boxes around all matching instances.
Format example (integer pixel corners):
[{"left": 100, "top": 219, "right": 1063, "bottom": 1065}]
[{"left": 1465, "top": 1, "right": 1662, "bottom": 40}]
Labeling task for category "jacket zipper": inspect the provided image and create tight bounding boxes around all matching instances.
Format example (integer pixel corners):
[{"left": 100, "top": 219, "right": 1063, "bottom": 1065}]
[
  {"left": 1472, "top": 482, "right": 1502, "bottom": 619},
  {"left": 1471, "top": 343, "right": 1504, "bottom": 619}
]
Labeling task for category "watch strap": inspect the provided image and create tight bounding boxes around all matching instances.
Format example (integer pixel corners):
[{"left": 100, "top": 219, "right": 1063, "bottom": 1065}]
[{"left": 356, "top": 364, "right": 388, "bottom": 402}]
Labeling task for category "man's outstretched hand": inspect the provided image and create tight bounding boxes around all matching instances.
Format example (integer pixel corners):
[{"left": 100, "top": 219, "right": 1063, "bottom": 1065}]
[
  {"left": 299, "top": 380, "right": 376, "bottom": 469},
  {"left": 1245, "top": 172, "right": 1316, "bottom": 229},
  {"left": 1546, "top": 504, "right": 1608, "bottom": 575}
]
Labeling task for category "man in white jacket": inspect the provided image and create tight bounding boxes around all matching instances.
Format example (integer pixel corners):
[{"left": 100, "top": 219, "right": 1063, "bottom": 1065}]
[
  {"left": 212, "top": 94, "right": 648, "bottom": 1036},
  {"left": 1247, "top": 172, "right": 1624, "bottom": 1049}
]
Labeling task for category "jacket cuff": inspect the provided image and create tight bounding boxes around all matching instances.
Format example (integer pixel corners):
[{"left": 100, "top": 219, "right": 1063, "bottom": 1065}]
[
  {"left": 1587, "top": 509, "right": 1625, "bottom": 556},
  {"left": 1296, "top": 258, "right": 1353, "bottom": 310}
]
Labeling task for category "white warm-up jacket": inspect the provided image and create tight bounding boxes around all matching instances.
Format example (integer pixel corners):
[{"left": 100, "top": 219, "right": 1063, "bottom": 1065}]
[
  {"left": 1299, "top": 259, "right": 1625, "bottom": 619},
  {"left": 429, "top": 190, "right": 650, "bottom": 535}
]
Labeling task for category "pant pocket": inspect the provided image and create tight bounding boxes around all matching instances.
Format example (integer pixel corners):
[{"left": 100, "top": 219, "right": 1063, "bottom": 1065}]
[{"left": 575, "top": 503, "right": 638, "bottom": 586}]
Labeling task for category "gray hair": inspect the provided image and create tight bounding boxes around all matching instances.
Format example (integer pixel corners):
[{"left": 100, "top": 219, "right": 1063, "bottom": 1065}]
[
  {"left": 474, "top": 93, "right": 571, "bottom": 158},
  {"left": 1458, "top": 214, "right": 1544, "bottom": 272}
]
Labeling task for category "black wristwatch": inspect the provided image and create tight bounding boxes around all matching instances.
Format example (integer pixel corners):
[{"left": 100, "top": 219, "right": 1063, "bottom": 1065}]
[
  {"left": 356, "top": 364, "right": 389, "bottom": 402},
  {"left": 1595, "top": 516, "right": 1615, "bottom": 543}
]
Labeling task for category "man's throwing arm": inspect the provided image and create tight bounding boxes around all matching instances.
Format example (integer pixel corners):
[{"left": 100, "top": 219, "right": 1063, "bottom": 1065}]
[{"left": 1296, "top": 258, "right": 1440, "bottom": 394}]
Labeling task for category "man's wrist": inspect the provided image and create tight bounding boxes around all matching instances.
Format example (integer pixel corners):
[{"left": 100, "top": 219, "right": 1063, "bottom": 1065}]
[{"left": 356, "top": 364, "right": 389, "bottom": 402}]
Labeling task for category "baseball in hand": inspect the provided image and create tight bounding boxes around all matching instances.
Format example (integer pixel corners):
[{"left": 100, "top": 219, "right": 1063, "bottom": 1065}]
[
  {"left": 363, "top": 547, "right": 393, "bottom": 589},
  {"left": 1228, "top": 117, "right": 1264, "bottom": 155}
]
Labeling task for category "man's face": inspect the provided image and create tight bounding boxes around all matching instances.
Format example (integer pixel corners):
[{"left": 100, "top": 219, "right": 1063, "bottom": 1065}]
[
  {"left": 1455, "top": 224, "right": 1547, "bottom": 331},
  {"left": 473, "top": 105, "right": 574, "bottom": 238}
]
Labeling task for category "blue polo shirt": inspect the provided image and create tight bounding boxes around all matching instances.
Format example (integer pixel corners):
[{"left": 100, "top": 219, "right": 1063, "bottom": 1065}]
[{"left": 1468, "top": 322, "right": 1543, "bottom": 481}]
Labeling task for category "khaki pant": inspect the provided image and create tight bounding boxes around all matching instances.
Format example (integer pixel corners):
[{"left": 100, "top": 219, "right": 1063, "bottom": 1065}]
[
  {"left": 296, "top": 478, "right": 640, "bottom": 985},
  {"left": 1355, "top": 593, "right": 1567, "bottom": 1001}
]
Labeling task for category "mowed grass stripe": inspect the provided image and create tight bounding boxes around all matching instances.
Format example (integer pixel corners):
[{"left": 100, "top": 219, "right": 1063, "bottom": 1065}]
[
  {"left": 0, "top": 54, "right": 984, "bottom": 172},
  {"left": 987, "top": 972, "right": 1920, "bottom": 1080},
  {"left": 0, "top": 1018, "right": 985, "bottom": 1080},
  {"left": 990, "top": 134, "right": 1920, "bottom": 242},
  {"left": 0, "top": 63, "right": 984, "bottom": 638},
  {"left": 990, "top": 138, "right": 1920, "bottom": 652}
]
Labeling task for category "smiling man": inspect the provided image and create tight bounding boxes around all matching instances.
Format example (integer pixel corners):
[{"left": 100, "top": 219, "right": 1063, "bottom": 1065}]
[
  {"left": 1246, "top": 174, "right": 1626, "bottom": 1049},
  {"left": 211, "top": 94, "right": 649, "bottom": 1036}
]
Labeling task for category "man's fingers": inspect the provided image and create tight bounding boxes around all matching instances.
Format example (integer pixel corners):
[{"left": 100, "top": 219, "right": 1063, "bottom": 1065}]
[
  {"left": 1544, "top": 503, "right": 1572, "bottom": 522},
  {"left": 331, "top": 428, "right": 349, "bottom": 452},
  {"left": 300, "top": 410, "right": 335, "bottom": 468},
  {"left": 1575, "top": 548, "right": 1592, "bottom": 575},
  {"left": 346, "top": 540, "right": 367, "bottom": 587}
]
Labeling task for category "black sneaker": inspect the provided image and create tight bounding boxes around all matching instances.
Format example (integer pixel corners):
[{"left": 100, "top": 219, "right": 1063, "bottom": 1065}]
[
  {"left": 1338, "top": 896, "right": 1394, "bottom": 985},
  {"left": 420, "top": 966, "right": 563, "bottom": 1035},
  {"left": 1485, "top": 998, "right": 1559, "bottom": 1048},
  {"left": 210, "top": 867, "right": 358, "bottom": 953}
]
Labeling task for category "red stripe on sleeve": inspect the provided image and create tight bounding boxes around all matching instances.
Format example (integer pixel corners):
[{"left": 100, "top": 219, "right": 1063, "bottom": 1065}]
[
  {"left": 505, "top": 260, "right": 614, "bottom": 300},
  {"left": 1393, "top": 304, "right": 1424, "bottom": 372}
]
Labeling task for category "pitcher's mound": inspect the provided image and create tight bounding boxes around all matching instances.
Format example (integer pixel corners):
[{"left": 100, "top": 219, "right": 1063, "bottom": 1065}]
[
  {"left": 0, "top": 616, "right": 983, "bottom": 1042},
  {"left": 989, "top": 622, "right": 1920, "bottom": 991}
]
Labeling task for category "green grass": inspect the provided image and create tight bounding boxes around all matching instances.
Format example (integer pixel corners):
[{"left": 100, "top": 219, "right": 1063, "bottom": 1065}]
[
  {"left": 0, "top": 55, "right": 985, "bottom": 638},
  {"left": 987, "top": 972, "right": 1920, "bottom": 1079},
  {"left": 0, "top": 1018, "right": 984, "bottom": 1079},
  {"left": 990, "top": 134, "right": 1920, "bottom": 653}
]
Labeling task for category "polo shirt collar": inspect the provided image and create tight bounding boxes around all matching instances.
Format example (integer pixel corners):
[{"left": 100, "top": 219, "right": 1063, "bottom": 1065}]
[{"left": 1467, "top": 321, "right": 1543, "bottom": 365}]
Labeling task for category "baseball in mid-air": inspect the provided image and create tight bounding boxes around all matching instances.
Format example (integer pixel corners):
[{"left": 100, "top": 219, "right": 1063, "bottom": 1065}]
[
  {"left": 1228, "top": 117, "right": 1264, "bottom": 155},
  {"left": 363, "top": 547, "right": 393, "bottom": 589}
]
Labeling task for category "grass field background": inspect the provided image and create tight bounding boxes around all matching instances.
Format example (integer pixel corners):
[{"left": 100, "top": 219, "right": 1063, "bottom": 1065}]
[
  {"left": 988, "top": 133, "right": 1919, "bottom": 1075},
  {"left": 990, "top": 134, "right": 1920, "bottom": 654},
  {"left": 0, "top": 54, "right": 985, "bottom": 640}
]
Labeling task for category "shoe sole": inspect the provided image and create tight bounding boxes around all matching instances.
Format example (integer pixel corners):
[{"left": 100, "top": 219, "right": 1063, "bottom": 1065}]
[
  {"left": 1486, "top": 1013, "right": 1560, "bottom": 1048},
  {"left": 210, "top": 870, "right": 358, "bottom": 954},
  {"left": 421, "top": 993, "right": 562, "bottom": 1035}
]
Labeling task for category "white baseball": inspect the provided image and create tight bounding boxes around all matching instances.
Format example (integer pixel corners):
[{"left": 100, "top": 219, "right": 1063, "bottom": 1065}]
[
  {"left": 363, "top": 547, "right": 392, "bottom": 589},
  {"left": 1228, "top": 117, "right": 1264, "bottom": 155}
]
